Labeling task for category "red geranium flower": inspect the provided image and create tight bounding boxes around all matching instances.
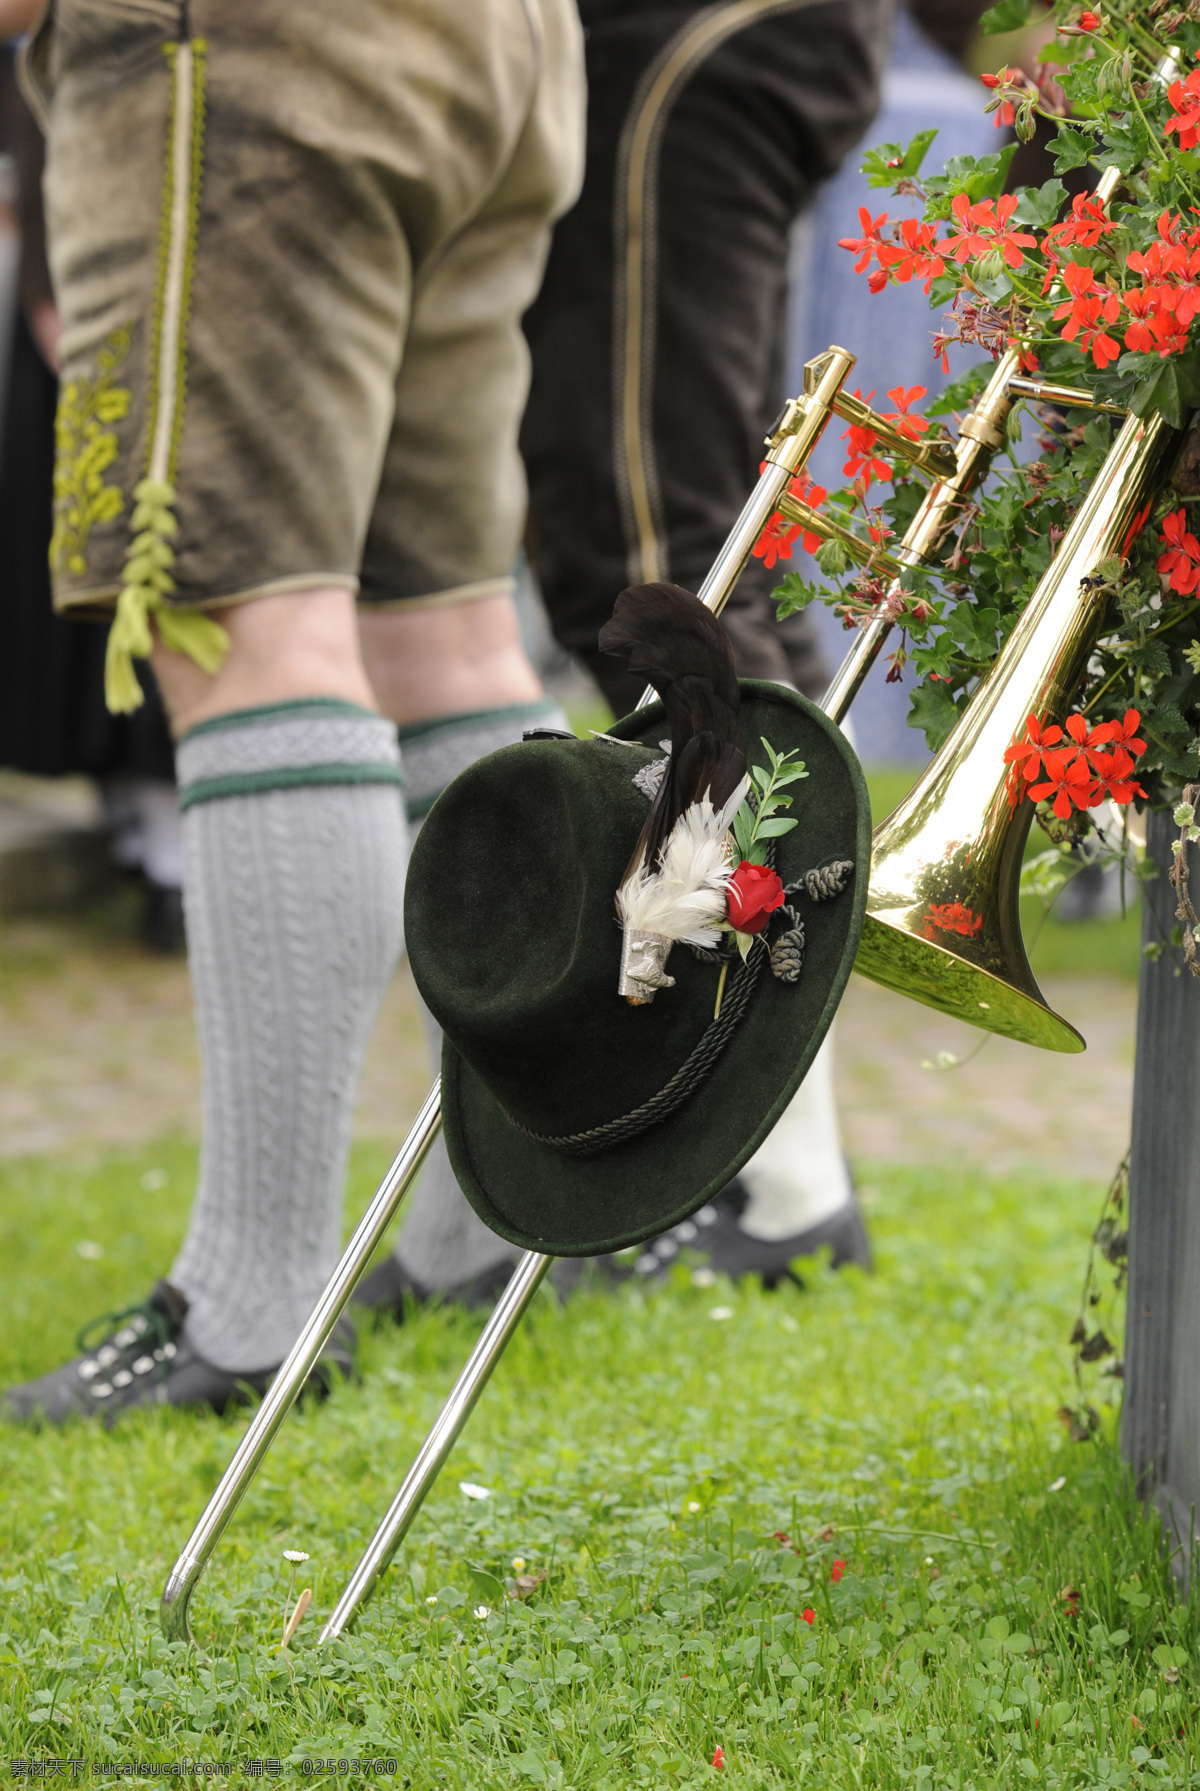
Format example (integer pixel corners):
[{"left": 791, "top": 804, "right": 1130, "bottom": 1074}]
[
  {"left": 1045, "top": 193, "right": 1114, "bottom": 252},
  {"left": 801, "top": 1607, "right": 816, "bottom": 1626},
  {"left": 752, "top": 472, "right": 826, "bottom": 568},
  {"left": 726, "top": 861, "right": 785, "bottom": 934},
  {"left": 1165, "top": 63, "right": 1200, "bottom": 151},
  {"left": 979, "top": 67, "right": 1024, "bottom": 129},
  {"left": 1080, "top": 10, "right": 1101, "bottom": 28},
  {"left": 943, "top": 192, "right": 1036, "bottom": 270},
  {"left": 832, "top": 1559, "right": 847, "bottom": 1582},
  {"left": 877, "top": 218, "right": 946, "bottom": 292},
  {"left": 753, "top": 513, "right": 803, "bottom": 570},
  {"left": 1004, "top": 712, "right": 1064, "bottom": 789},
  {"left": 1005, "top": 710, "right": 1145, "bottom": 813},
  {"left": 711, "top": 1747, "right": 725, "bottom": 1772},
  {"left": 882, "top": 384, "right": 930, "bottom": 442},
  {"left": 1158, "top": 507, "right": 1200, "bottom": 594},
  {"left": 838, "top": 206, "right": 891, "bottom": 278},
  {"left": 1052, "top": 263, "right": 1122, "bottom": 368},
  {"left": 843, "top": 423, "right": 892, "bottom": 485},
  {"left": 840, "top": 390, "right": 893, "bottom": 487}
]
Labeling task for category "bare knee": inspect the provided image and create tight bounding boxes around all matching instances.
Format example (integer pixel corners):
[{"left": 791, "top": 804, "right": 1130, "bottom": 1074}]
[
  {"left": 358, "top": 593, "right": 542, "bottom": 727},
  {"left": 151, "top": 586, "right": 377, "bottom": 738}
]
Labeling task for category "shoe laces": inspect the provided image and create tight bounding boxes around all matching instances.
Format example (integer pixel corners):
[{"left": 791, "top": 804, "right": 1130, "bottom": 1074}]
[{"left": 74, "top": 1286, "right": 183, "bottom": 1402}]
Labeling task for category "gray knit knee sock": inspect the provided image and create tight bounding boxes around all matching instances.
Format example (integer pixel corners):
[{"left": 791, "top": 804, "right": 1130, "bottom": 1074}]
[
  {"left": 398, "top": 698, "right": 568, "bottom": 826},
  {"left": 170, "top": 700, "right": 406, "bottom": 1372},
  {"left": 393, "top": 699, "right": 568, "bottom": 1291}
]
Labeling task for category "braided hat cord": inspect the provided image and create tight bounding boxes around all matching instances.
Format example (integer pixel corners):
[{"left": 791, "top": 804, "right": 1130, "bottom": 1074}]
[{"left": 510, "top": 935, "right": 767, "bottom": 1157}]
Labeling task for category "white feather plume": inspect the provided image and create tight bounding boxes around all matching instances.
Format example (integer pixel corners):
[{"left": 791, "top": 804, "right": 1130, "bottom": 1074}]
[{"left": 616, "top": 776, "right": 749, "bottom": 948}]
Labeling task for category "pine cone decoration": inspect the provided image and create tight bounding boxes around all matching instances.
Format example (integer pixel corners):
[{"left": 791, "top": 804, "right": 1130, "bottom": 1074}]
[
  {"left": 797, "top": 859, "right": 854, "bottom": 902},
  {"left": 770, "top": 920, "right": 805, "bottom": 983}
]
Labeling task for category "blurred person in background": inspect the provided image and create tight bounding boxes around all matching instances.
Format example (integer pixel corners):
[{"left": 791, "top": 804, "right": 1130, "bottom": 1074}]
[
  {"left": 0, "top": 43, "right": 186, "bottom": 950},
  {"left": 510, "top": 0, "right": 895, "bottom": 1288},
  {"left": 4, "top": 0, "right": 585, "bottom": 1423}
]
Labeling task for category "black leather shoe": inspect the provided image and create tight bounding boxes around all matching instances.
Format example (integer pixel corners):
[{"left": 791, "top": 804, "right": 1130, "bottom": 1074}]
[
  {"left": 3, "top": 1281, "right": 355, "bottom": 1425},
  {"left": 628, "top": 1179, "right": 871, "bottom": 1288},
  {"left": 351, "top": 1182, "right": 870, "bottom": 1320},
  {"left": 351, "top": 1253, "right": 518, "bottom": 1320}
]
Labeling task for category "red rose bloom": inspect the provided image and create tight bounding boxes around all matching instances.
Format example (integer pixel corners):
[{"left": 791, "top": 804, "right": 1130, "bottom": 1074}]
[{"left": 726, "top": 861, "right": 785, "bottom": 934}]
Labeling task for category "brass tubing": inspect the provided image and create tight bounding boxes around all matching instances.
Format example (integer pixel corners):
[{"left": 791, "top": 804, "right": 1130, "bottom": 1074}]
[
  {"left": 693, "top": 346, "right": 856, "bottom": 617},
  {"left": 830, "top": 389, "right": 959, "bottom": 482},
  {"left": 820, "top": 346, "right": 1021, "bottom": 724},
  {"left": 159, "top": 1082, "right": 444, "bottom": 1643},
  {"left": 1008, "top": 376, "right": 1127, "bottom": 415},
  {"left": 775, "top": 492, "right": 905, "bottom": 581}
]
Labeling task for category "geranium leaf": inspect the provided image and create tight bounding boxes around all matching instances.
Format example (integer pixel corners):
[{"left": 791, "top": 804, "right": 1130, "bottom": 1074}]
[
  {"left": 1128, "top": 360, "right": 1185, "bottom": 430},
  {"left": 980, "top": 0, "right": 1033, "bottom": 31},
  {"left": 908, "top": 679, "right": 962, "bottom": 753},
  {"left": 862, "top": 128, "right": 939, "bottom": 190},
  {"left": 1049, "top": 126, "right": 1096, "bottom": 175},
  {"left": 771, "top": 571, "right": 820, "bottom": 617},
  {"left": 1012, "top": 180, "right": 1067, "bottom": 229}
]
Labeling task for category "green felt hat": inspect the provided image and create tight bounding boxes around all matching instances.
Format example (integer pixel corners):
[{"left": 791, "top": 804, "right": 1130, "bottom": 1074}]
[{"left": 404, "top": 682, "right": 869, "bottom": 1257}]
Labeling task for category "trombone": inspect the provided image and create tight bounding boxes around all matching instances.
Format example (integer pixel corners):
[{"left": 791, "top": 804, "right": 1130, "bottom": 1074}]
[{"left": 160, "top": 280, "right": 1182, "bottom": 1646}]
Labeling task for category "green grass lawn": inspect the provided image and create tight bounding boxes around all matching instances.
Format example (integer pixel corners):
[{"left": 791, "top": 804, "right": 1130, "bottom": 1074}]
[{"left": 2, "top": 1141, "right": 1196, "bottom": 1785}]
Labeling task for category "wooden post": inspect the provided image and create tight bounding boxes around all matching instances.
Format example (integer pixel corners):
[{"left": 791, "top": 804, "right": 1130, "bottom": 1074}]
[{"left": 1123, "top": 806, "right": 1200, "bottom": 1576}]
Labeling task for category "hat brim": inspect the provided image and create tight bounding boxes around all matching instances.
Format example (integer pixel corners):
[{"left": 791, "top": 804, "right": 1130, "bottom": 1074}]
[{"left": 440, "top": 682, "right": 870, "bottom": 1256}]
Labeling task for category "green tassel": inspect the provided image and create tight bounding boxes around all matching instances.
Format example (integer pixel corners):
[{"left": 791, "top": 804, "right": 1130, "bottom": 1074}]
[{"left": 104, "top": 479, "right": 228, "bottom": 713}]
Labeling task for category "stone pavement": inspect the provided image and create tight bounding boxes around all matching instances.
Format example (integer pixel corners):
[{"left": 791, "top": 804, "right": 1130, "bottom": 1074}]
[{"left": 0, "top": 909, "right": 1135, "bottom": 1182}]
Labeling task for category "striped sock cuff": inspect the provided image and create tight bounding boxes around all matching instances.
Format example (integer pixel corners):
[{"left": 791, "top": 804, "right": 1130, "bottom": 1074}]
[
  {"left": 176, "top": 699, "right": 403, "bottom": 811},
  {"left": 399, "top": 699, "right": 569, "bottom": 823}
]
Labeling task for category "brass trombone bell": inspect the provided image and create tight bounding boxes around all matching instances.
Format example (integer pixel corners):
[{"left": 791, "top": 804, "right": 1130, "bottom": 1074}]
[{"left": 853, "top": 404, "right": 1183, "bottom": 1052}]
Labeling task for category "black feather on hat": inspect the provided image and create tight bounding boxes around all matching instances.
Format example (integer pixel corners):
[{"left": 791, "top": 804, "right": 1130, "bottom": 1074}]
[{"left": 598, "top": 585, "right": 750, "bottom": 1004}]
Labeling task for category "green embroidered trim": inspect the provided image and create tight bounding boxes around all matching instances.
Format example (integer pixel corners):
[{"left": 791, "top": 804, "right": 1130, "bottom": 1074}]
[
  {"left": 180, "top": 698, "right": 383, "bottom": 743},
  {"left": 179, "top": 764, "right": 405, "bottom": 811},
  {"left": 397, "top": 701, "right": 561, "bottom": 747},
  {"left": 143, "top": 38, "right": 205, "bottom": 492},
  {"left": 162, "top": 38, "right": 206, "bottom": 486},
  {"left": 107, "top": 37, "right": 228, "bottom": 715},
  {"left": 49, "top": 326, "right": 132, "bottom": 577}
]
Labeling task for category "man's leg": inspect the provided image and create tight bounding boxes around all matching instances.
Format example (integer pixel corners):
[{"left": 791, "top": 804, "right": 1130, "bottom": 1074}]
[
  {"left": 139, "top": 590, "right": 407, "bottom": 1375},
  {"left": 522, "top": 3, "right": 887, "bottom": 711},
  {"left": 355, "top": 595, "right": 570, "bottom": 1311},
  {"left": 156, "top": 585, "right": 564, "bottom": 1360}
]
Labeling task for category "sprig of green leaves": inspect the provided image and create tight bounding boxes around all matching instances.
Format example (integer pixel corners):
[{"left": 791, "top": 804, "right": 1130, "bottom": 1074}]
[{"left": 731, "top": 738, "right": 808, "bottom": 866}]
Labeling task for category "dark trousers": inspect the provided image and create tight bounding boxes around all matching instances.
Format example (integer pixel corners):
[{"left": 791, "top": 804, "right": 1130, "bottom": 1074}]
[{"left": 522, "top": 0, "right": 891, "bottom": 718}]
